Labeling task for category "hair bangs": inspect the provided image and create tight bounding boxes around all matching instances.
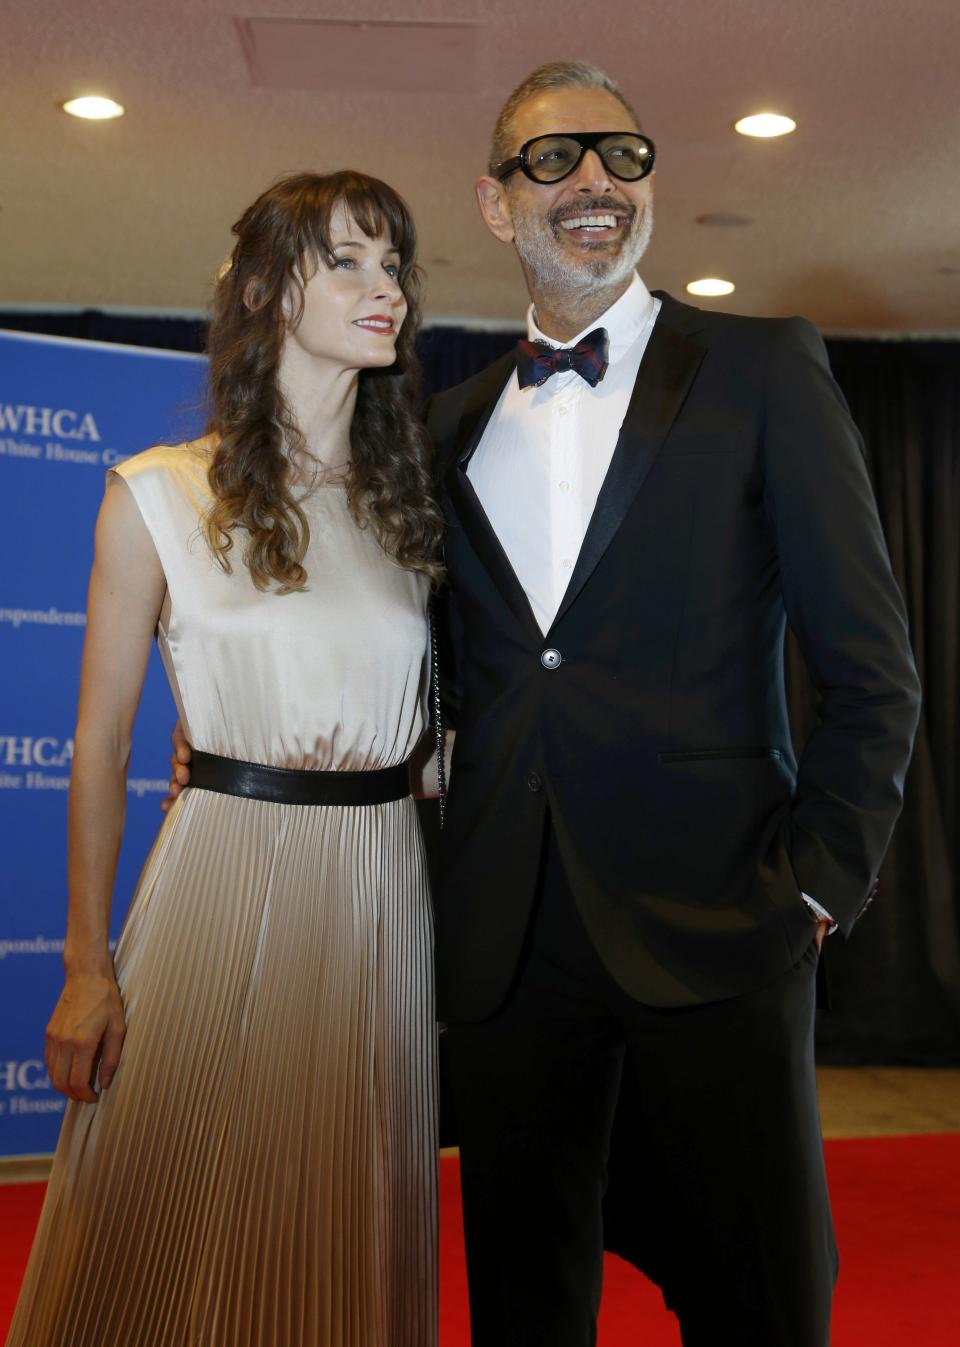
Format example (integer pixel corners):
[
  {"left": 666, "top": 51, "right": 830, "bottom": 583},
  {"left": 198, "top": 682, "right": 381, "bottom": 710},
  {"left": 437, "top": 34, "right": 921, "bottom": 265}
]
[{"left": 295, "top": 172, "right": 418, "bottom": 289}]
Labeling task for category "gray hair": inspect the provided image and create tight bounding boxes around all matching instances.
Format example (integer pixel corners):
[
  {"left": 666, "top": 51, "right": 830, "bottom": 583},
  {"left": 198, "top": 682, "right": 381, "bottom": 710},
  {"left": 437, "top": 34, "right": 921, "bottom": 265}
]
[{"left": 488, "top": 61, "right": 642, "bottom": 176}]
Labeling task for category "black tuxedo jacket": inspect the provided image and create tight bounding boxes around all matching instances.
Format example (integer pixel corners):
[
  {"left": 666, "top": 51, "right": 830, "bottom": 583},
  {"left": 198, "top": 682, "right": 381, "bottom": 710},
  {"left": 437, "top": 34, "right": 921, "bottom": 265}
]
[{"left": 428, "top": 292, "right": 921, "bottom": 1022}]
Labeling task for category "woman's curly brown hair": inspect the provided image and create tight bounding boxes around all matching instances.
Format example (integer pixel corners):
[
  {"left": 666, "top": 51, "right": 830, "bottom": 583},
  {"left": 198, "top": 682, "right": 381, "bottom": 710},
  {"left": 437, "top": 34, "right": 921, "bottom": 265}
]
[{"left": 203, "top": 170, "right": 444, "bottom": 592}]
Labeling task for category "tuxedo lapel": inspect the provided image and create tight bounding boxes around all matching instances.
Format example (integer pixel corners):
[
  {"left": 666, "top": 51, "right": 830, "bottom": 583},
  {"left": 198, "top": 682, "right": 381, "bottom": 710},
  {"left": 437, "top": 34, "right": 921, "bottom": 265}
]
[
  {"left": 550, "top": 294, "right": 707, "bottom": 632},
  {"left": 445, "top": 352, "right": 543, "bottom": 640}
]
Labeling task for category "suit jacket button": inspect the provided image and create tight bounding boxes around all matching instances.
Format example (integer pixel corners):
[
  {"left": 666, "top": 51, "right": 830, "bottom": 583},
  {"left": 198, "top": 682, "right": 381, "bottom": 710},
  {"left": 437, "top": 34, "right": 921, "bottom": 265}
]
[
  {"left": 527, "top": 772, "right": 543, "bottom": 793},
  {"left": 541, "top": 648, "right": 562, "bottom": 670}
]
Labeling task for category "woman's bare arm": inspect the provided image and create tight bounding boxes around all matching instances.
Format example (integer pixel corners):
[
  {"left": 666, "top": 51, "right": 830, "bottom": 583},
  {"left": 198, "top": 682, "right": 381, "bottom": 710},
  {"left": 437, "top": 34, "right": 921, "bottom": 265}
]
[
  {"left": 408, "top": 728, "right": 455, "bottom": 799},
  {"left": 45, "top": 475, "right": 166, "bottom": 1103}
]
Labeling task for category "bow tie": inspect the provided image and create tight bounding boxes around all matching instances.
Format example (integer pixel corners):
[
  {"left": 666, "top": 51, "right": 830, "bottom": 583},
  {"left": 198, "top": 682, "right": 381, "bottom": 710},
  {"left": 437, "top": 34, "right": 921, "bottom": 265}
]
[{"left": 515, "top": 327, "right": 610, "bottom": 390}]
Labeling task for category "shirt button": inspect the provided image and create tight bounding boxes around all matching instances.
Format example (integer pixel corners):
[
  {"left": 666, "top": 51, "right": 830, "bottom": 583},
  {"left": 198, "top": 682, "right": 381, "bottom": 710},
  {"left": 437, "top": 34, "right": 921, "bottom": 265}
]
[
  {"left": 561, "top": 558, "right": 574, "bottom": 570},
  {"left": 558, "top": 480, "right": 571, "bottom": 492},
  {"left": 557, "top": 404, "right": 570, "bottom": 416},
  {"left": 541, "top": 648, "right": 562, "bottom": 670},
  {"left": 527, "top": 771, "right": 543, "bottom": 793}
]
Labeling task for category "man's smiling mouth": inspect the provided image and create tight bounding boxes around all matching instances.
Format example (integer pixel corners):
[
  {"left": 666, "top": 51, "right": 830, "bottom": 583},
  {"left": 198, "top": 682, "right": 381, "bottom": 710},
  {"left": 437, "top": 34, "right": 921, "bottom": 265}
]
[
  {"left": 559, "top": 213, "right": 621, "bottom": 231},
  {"left": 550, "top": 201, "right": 635, "bottom": 242}
]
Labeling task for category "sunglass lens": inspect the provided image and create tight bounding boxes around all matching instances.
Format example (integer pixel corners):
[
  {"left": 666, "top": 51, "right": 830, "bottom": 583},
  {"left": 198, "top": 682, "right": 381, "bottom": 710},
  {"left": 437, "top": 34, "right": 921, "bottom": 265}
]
[
  {"left": 598, "top": 135, "right": 652, "bottom": 181},
  {"left": 527, "top": 136, "right": 583, "bottom": 183}
]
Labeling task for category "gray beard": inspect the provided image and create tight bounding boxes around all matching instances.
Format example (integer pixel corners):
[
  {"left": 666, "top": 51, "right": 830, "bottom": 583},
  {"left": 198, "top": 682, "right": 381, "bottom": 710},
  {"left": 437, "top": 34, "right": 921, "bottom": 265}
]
[{"left": 513, "top": 200, "right": 654, "bottom": 299}]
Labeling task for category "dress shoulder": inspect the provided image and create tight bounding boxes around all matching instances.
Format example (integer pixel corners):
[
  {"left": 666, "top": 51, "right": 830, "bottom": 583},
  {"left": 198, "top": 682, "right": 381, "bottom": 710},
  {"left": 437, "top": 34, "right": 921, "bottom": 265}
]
[
  {"left": 110, "top": 440, "right": 211, "bottom": 506},
  {"left": 110, "top": 440, "right": 209, "bottom": 491},
  {"left": 107, "top": 442, "right": 213, "bottom": 552}
]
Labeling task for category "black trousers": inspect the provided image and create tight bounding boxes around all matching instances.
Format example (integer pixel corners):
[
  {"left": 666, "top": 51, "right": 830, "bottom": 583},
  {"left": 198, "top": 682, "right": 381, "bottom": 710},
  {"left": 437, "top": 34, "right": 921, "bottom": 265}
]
[{"left": 444, "top": 825, "right": 838, "bottom": 1347}]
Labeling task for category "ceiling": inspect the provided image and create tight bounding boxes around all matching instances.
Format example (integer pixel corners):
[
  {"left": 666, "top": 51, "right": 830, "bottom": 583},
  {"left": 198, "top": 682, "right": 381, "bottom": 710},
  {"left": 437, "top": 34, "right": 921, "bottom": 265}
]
[{"left": 3, "top": 0, "right": 959, "bottom": 333}]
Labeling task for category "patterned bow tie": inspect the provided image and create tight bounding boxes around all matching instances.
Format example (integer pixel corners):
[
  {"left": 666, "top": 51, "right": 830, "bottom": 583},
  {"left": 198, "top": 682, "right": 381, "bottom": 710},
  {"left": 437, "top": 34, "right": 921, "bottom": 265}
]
[{"left": 515, "top": 326, "right": 610, "bottom": 390}]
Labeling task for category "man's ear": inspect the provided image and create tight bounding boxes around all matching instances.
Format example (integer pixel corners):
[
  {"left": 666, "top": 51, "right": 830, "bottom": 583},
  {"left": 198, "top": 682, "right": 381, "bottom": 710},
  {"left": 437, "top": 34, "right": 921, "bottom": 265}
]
[{"left": 475, "top": 176, "right": 516, "bottom": 243}]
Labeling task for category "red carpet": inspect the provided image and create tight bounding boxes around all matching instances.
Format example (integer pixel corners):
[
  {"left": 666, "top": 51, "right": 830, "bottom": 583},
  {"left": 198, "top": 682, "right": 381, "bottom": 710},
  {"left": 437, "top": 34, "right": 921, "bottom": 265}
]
[{"left": 2, "top": 1135, "right": 958, "bottom": 1344}]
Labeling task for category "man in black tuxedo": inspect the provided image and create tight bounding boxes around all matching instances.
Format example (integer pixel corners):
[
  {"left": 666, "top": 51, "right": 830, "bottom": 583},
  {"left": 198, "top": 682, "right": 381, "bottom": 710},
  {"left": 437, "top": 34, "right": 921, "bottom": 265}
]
[{"left": 429, "top": 61, "right": 921, "bottom": 1347}]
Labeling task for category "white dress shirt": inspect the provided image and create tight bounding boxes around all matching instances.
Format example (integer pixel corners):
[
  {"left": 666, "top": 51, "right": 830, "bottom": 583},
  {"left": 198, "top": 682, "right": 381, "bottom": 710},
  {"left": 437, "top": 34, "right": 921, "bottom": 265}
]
[
  {"left": 467, "top": 271, "right": 659, "bottom": 636},
  {"left": 466, "top": 272, "right": 835, "bottom": 929}
]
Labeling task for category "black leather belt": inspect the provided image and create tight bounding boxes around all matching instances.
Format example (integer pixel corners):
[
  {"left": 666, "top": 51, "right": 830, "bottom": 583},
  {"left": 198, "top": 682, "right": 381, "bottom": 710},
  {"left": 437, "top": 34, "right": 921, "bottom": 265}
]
[{"left": 189, "top": 750, "right": 410, "bottom": 807}]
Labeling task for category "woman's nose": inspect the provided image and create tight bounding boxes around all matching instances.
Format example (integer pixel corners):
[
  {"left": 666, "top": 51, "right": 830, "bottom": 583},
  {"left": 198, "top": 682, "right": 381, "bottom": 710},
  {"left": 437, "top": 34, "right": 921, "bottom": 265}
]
[{"left": 371, "top": 271, "right": 403, "bottom": 303}]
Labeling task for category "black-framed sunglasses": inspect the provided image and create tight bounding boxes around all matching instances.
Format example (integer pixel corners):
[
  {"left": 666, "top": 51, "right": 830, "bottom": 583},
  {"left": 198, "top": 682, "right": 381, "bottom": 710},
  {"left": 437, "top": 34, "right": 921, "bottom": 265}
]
[{"left": 495, "top": 131, "right": 656, "bottom": 185}]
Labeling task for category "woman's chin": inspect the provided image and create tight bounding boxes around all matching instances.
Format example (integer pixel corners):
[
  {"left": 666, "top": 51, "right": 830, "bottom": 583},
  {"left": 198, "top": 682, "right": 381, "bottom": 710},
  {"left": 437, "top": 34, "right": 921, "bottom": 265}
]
[{"left": 358, "top": 344, "right": 400, "bottom": 370}]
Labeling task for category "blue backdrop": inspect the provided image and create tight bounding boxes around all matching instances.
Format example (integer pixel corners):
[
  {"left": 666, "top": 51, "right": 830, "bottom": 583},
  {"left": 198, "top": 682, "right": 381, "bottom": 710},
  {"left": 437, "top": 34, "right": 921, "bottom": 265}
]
[{"left": 0, "top": 331, "right": 207, "bottom": 1156}]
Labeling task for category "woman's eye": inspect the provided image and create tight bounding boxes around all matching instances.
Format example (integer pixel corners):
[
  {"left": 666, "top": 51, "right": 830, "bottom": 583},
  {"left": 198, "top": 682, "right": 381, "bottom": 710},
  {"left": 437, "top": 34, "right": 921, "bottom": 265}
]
[
  {"left": 384, "top": 264, "right": 400, "bottom": 279},
  {"left": 334, "top": 257, "right": 355, "bottom": 269}
]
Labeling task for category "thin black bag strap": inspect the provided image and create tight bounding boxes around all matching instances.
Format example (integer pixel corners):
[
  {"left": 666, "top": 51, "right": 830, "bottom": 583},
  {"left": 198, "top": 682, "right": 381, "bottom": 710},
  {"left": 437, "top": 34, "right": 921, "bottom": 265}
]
[{"left": 429, "top": 594, "right": 447, "bottom": 828}]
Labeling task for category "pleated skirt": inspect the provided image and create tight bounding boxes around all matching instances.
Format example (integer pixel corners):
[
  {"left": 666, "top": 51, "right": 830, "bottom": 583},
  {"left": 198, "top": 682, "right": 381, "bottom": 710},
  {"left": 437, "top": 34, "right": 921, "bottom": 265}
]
[{"left": 6, "top": 787, "right": 438, "bottom": 1347}]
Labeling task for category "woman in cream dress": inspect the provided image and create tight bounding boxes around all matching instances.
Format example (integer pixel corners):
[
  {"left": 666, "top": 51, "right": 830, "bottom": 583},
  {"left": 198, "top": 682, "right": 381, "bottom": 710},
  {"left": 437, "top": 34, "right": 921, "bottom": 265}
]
[{"left": 6, "top": 172, "right": 443, "bottom": 1347}]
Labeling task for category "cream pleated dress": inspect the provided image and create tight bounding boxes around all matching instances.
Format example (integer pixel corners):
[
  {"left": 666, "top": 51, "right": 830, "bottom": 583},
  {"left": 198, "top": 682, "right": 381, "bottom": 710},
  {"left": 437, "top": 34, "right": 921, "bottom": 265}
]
[{"left": 6, "top": 443, "right": 438, "bottom": 1347}]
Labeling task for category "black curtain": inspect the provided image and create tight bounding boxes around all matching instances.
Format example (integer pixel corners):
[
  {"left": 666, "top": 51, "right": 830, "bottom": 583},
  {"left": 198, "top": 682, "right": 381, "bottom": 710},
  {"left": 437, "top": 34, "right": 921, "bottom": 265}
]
[
  {"left": 3, "top": 312, "right": 957, "bottom": 1063},
  {"left": 787, "top": 341, "right": 960, "bottom": 1063},
  {"left": 0, "top": 309, "right": 208, "bottom": 353}
]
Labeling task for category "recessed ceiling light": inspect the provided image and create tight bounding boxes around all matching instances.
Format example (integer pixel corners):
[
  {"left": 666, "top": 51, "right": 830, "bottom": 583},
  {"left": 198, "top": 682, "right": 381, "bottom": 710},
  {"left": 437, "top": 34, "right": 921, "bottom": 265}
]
[
  {"left": 687, "top": 278, "right": 735, "bottom": 297},
  {"left": 735, "top": 113, "right": 796, "bottom": 138},
  {"left": 62, "top": 96, "right": 125, "bottom": 121}
]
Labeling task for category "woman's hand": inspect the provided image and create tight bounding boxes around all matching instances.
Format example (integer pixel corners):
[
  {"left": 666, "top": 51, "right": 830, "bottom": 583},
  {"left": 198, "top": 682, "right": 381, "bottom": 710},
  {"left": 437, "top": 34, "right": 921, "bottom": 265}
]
[{"left": 45, "top": 970, "right": 127, "bottom": 1103}]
